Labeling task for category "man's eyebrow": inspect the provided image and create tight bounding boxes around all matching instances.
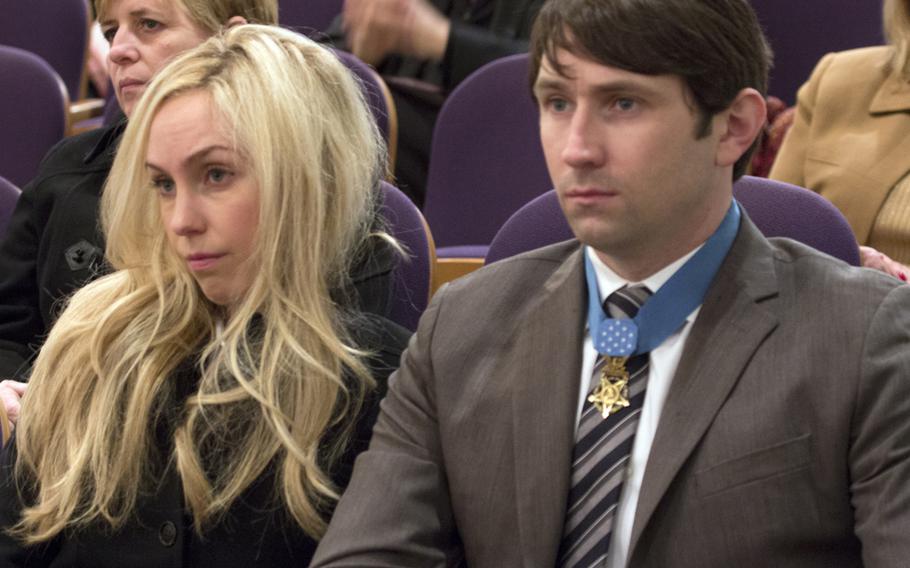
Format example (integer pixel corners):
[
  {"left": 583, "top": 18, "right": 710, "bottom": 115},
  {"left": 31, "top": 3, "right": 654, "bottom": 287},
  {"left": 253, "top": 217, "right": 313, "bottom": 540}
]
[{"left": 533, "top": 77, "right": 567, "bottom": 93}]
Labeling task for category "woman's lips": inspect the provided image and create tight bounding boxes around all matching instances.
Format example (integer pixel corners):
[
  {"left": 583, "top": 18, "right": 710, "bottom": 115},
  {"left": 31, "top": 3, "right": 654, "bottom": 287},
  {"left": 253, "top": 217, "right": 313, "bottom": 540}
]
[
  {"left": 118, "top": 79, "right": 145, "bottom": 95},
  {"left": 186, "top": 254, "right": 224, "bottom": 271}
]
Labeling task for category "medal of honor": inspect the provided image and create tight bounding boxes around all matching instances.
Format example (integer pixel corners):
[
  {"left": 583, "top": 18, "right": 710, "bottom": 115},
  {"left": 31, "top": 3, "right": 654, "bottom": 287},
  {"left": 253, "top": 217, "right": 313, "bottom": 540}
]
[
  {"left": 588, "top": 356, "right": 631, "bottom": 418},
  {"left": 583, "top": 202, "right": 742, "bottom": 421}
]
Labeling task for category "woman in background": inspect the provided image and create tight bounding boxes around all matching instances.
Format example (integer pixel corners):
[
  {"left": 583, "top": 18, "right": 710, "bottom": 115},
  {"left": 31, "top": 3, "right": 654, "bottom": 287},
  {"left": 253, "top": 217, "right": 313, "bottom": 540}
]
[
  {"left": 769, "top": 0, "right": 910, "bottom": 281},
  {"left": 0, "top": 25, "right": 407, "bottom": 566}
]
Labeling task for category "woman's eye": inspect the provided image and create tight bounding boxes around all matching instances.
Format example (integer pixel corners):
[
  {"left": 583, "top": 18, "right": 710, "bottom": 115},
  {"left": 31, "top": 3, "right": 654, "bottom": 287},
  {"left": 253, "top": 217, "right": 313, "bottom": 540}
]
[
  {"left": 152, "top": 177, "right": 175, "bottom": 195},
  {"left": 206, "top": 168, "right": 232, "bottom": 184},
  {"left": 139, "top": 18, "right": 161, "bottom": 32},
  {"left": 102, "top": 26, "right": 117, "bottom": 43}
]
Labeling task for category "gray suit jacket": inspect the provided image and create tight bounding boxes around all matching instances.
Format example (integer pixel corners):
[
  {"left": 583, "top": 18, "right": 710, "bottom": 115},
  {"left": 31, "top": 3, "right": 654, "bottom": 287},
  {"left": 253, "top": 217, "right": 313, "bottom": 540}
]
[{"left": 313, "top": 217, "right": 910, "bottom": 567}]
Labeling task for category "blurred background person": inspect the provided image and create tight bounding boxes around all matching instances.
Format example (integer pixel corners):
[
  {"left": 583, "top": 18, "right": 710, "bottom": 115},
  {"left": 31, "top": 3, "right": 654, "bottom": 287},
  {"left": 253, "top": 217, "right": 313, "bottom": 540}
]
[
  {"left": 770, "top": 0, "right": 910, "bottom": 281},
  {"left": 330, "top": 0, "right": 543, "bottom": 205},
  {"left": 0, "top": 25, "right": 407, "bottom": 566}
]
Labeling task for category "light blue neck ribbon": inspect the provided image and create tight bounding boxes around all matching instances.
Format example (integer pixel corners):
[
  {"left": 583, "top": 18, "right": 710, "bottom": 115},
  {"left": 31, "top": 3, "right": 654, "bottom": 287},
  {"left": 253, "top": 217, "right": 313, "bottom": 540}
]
[{"left": 585, "top": 201, "right": 741, "bottom": 357}]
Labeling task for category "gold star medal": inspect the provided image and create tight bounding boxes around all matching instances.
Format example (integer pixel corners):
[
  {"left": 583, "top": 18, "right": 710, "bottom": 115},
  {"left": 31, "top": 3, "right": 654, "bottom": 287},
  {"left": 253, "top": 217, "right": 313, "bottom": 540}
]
[{"left": 588, "top": 356, "right": 631, "bottom": 418}]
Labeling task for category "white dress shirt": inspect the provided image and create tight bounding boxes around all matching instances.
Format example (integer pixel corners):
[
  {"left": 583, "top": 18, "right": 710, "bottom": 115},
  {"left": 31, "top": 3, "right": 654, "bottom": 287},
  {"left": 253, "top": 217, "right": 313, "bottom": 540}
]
[{"left": 577, "top": 246, "right": 703, "bottom": 568}]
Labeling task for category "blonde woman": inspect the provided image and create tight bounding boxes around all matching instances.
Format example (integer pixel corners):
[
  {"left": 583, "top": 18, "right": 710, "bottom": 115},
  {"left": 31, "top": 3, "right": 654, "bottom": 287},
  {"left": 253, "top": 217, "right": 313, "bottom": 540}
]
[
  {"left": 0, "top": 0, "right": 283, "bottom": 411},
  {"left": 770, "top": 0, "right": 910, "bottom": 281},
  {"left": 0, "top": 25, "right": 408, "bottom": 566}
]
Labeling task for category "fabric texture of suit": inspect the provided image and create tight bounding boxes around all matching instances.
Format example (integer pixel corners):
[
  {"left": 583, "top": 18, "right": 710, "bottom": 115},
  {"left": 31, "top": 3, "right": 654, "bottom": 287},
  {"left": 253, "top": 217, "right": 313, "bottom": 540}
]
[
  {"left": 769, "top": 46, "right": 910, "bottom": 245},
  {"left": 313, "top": 214, "right": 910, "bottom": 567},
  {"left": 0, "top": 315, "right": 411, "bottom": 567}
]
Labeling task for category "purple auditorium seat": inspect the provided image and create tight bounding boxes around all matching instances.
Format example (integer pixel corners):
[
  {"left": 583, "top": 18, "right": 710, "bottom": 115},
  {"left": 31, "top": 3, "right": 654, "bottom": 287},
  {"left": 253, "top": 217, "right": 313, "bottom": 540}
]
[
  {"left": 485, "top": 176, "right": 861, "bottom": 266},
  {"left": 334, "top": 50, "right": 396, "bottom": 165},
  {"left": 280, "top": 0, "right": 344, "bottom": 35},
  {"left": 0, "top": 176, "right": 22, "bottom": 239},
  {"left": 379, "top": 181, "right": 434, "bottom": 331},
  {"left": 0, "top": 0, "right": 89, "bottom": 102},
  {"left": 749, "top": 0, "right": 882, "bottom": 104},
  {"left": 0, "top": 46, "right": 68, "bottom": 188},
  {"left": 732, "top": 176, "right": 860, "bottom": 265},
  {"left": 423, "top": 53, "right": 552, "bottom": 259}
]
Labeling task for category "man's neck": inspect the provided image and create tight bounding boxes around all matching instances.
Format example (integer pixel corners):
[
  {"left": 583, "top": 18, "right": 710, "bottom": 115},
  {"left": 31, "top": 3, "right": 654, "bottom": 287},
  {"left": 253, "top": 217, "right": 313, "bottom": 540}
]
[{"left": 595, "top": 198, "right": 732, "bottom": 282}]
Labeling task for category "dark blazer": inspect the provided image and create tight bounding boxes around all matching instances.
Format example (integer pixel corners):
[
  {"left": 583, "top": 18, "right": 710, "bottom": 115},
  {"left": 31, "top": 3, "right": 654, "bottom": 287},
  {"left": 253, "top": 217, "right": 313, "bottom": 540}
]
[
  {"left": 313, "top": 216, "right": 910, "bottom": 567},
  {"left": 0, "top": 120, "right": 396, "bottom": 379},
  {"left": 0, "top": 316, "right": 410, "bottom": 567}
]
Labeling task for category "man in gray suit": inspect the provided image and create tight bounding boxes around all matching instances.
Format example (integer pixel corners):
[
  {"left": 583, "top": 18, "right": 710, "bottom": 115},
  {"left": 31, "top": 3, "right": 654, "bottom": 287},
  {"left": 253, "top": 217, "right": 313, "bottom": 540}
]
[{"left": 313, "top": 0, "right": 910, "bottom": 566}]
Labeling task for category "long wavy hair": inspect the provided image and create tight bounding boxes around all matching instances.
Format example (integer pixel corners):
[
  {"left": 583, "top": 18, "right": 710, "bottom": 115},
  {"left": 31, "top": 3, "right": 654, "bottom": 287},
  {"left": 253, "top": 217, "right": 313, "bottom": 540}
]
[
  {"left": 12, "top": 25, "right": 386, "bottom": 543},
  {"left": 885, "top": 0, "right": 910, "bottom": 77},
  {"left": 93, "top": 0, "right": 278, "bottom": 30}
]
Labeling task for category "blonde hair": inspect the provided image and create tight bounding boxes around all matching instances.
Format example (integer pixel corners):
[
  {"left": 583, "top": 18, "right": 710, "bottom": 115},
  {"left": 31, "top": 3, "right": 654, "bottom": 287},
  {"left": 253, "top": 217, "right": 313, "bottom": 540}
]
[
  {"left": 884, "top": 0, "right": 910, "bottom": 77},
  {"left": 13, "top": 25, "right": 386, "bottom": 543},
  {"left": 94, "top": 0, "right": 278, "bottom": 30}
]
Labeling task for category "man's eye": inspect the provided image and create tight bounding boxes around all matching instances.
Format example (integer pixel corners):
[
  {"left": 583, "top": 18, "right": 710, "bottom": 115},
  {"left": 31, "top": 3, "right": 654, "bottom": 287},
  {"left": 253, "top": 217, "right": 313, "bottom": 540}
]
[
  {"left": 548, "top": 98, "right": 569, "bottom": 112},
  {"left": 614, "top": 98, "right": 636, "bottom": 111}
]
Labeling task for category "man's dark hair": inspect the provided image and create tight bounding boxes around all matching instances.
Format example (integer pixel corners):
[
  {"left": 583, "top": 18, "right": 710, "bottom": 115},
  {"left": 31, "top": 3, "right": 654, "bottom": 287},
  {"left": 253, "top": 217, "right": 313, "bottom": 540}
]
[{"left": 530, "top": 0, "right": 772, "bottom": 180}]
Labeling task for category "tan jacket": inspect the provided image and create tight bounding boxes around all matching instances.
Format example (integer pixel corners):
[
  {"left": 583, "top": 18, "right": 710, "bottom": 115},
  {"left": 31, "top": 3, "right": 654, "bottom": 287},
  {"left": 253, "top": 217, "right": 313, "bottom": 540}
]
[
  {"left": 770, "top": 46, "right": 910, "bottom": 244},
  {"left": 313, "top": 218, "right": 910, "bottom": 568}
]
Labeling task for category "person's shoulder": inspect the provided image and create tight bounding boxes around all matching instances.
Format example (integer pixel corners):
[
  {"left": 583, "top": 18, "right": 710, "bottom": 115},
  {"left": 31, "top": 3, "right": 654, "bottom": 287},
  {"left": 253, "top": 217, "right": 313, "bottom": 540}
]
[
  {"left": 813, "top": 46, "right": 892, "bottom": 89},
  {"left": 350, "top": 313, "right": 411, "bottom": 371},
  {"left": 826, "top": 45, "right": 892, "bottom": 69},
  {"left": 768, "top": 238, "right": 903, "bottom": 305},
  {"left": 445, "top": 239, "right": 581, "bottom": 295},
  {"left": 25, "top": 122, "right": 122, "bottom": 190}
]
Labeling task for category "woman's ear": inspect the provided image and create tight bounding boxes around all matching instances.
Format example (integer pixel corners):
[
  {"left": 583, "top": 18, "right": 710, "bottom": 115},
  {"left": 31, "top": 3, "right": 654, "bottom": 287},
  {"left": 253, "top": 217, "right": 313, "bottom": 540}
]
[
  {"left": 226, "top": 16, "right": 248, "bottom": 28},
  {"left": 714, "top": 88, "right": 766, "bottom": 168}
]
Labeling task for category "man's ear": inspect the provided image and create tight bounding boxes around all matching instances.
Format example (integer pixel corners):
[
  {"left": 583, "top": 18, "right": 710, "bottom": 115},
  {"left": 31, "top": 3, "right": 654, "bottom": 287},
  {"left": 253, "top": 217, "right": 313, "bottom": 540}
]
[
  {"left": 714, "top": 88, "right": 766, "bottom": 168},
  {"left": 225, "top": 16, "right": 248, "bottom": 28}
]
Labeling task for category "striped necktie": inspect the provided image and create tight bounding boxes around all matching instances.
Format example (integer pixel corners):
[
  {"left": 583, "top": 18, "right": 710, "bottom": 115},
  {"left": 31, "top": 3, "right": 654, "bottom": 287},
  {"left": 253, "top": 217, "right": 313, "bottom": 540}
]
[{"left": 558, "top": 284, "right": 652, "bottom": 567}]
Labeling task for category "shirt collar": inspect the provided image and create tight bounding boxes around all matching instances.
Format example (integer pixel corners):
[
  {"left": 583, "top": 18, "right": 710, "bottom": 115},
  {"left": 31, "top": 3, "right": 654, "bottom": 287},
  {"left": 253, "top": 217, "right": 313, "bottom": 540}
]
[{"left": 585, "top": 244, "right": 703, "bottom": 307}]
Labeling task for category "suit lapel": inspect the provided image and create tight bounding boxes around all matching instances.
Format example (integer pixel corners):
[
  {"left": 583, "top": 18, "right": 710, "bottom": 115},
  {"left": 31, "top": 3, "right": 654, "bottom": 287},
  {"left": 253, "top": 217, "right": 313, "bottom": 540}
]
[
  {"left": 629, "top": 219, "right": 780, "bottom": 555},
  {"left": 512, "top": 245, "right": 587, "bottom": 566}
]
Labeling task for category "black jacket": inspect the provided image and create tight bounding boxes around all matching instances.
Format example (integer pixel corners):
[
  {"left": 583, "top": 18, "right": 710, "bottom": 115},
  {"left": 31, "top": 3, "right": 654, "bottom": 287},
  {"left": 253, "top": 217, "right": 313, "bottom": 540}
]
[
  {"left": 0, "top": 314, "right": 410, "bottom": 567},
  {"left": 0, "top": 122, "right": 396, "bottom": 380},
  {"left": 0, "top": 121, "right": 122, "bottom": 379}
]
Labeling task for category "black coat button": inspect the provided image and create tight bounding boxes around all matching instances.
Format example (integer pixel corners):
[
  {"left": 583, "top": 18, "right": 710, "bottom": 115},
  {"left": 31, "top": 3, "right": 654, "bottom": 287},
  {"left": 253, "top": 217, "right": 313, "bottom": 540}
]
[{"left": 158, "top": 521, "right": 177, "bottom": 547}]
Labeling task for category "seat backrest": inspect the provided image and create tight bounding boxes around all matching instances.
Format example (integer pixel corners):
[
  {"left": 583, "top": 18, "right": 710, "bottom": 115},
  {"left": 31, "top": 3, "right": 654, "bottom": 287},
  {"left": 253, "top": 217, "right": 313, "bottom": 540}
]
[
  {"left": 0, "top": 175, "right": 22, "bottom": 240},
  {"left": 0, "top": 0, "right": 89, "bottom": 101},
  {"left": 485, "top": 176, "right": 861, "bottom": 266},
  {"left": 334, "top": 49, "right": 397, "bottom": 170},
  {"left": 0, "top": 46, "right": 69, "bottom": 187},
  {"left": 732, "top": 176, "right": 860, "bottom": 265},
  {"left": 379, "top": 181, "right": 435, "bottom": 331},
  {"left": 750, "top": 0, "right": 882, "bottom": 104},
  {"left": 279, "top": 0, "right": 344, "bottom": 35},
  {"left": 423, "top": 53, "right": 552, "bottom": 253}
]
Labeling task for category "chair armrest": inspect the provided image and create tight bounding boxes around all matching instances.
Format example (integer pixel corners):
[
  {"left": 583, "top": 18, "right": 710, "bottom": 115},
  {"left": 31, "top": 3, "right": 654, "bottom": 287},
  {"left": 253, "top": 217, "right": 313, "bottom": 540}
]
[{"left": 432, "top": 257, "right": 483, "bottom": 295}]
